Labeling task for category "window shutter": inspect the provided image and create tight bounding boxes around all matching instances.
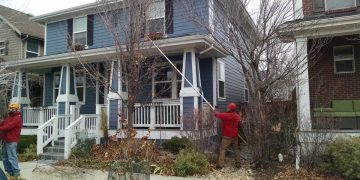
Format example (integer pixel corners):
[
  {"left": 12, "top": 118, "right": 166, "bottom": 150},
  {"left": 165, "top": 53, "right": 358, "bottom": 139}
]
[
  {"left": 67, "top": 19, "right": 73, "bottom": 48},
  {"left": 4, "top": 40, "right": 9, "bottom": 55},
  {"left": 165, "top": 0, "right": 174, "bottom": 34},
  {"left": 87, "top": 15, "right": 94, "bottom": 46}
]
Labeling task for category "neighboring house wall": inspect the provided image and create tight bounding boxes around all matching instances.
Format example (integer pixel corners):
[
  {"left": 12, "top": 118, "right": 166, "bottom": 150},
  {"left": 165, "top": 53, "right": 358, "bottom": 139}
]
[
  {"left": 302, "top": 0, "right": 360, "bottom": 17},
  {"left": 309, "top": 36, "right": 360, "bottom": 107},
  {"left": 0, "top": 23, "right": 23, "bottom": 61},
  {"left": 45, "top": 0, "right": 209, "bottom": 55}
]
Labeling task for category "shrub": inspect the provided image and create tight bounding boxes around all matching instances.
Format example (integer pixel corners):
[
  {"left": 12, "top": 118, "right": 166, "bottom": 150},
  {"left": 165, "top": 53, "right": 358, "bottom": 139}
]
[
  {"left": 173, "top": 148, "right": 210, "bottom": 177},
  {"left": 18, "top": 144, "right": 37, "bottom": 162},
  {"left": 17, "top": 135, "right": 37, "bottom": 154},
  {"left": 71, "top": 138, "right": 95, "bottom": 158},
  {"left": 162, "top": 137, "right": 190, "bottom": 154},
  {"left": 319, "top": 137, "right": 360, "bottom": 179}
]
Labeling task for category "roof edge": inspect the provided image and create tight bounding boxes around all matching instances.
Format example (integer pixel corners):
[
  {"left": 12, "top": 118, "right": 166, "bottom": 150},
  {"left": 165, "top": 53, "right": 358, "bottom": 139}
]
[{"left": 0, "top": 15, "right": 21, "bottom": 36}]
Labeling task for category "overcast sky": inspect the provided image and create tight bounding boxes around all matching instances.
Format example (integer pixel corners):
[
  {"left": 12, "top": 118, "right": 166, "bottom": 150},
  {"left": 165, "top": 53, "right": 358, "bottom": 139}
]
[{"left": 0, "top": 0, "right": 259, "bottom": 19}]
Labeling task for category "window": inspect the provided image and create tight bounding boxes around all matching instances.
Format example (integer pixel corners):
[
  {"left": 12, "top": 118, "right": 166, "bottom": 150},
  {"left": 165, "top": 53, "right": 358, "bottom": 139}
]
[
  {"left": 218, "top": 61, "right": 225, "bottom": 98},
  {"left": 148, "top": 0, "right": 165, "bottom": 33},
  {"left": 244, "top": 80, "right": 249, "bottom": 102},
  {"left": 334, "top": 45, "right": 355, "bottom": 74},
  {"left": 153, "top": 63, "right": 182, "bottom": 99},
  {"left": 76, "top": 73, "right": 86, "bottom": 103},
  {"left": 314, "top": 0, "right": 325, "bottom": 11},
  {"left": 53, "top": 72, "right": 61, "bottom": 103},
  {"left": 26, "top": 39, "right": 39, "bottom": 58},
  {"left": 325, "top": 0, "right": 356, "bottom": 11},
  {"left": 73, "top": 16, "right": 87, "bottom": 45},
  {"left": 0, "top": 41, "right": 5, "bottom": 55}
]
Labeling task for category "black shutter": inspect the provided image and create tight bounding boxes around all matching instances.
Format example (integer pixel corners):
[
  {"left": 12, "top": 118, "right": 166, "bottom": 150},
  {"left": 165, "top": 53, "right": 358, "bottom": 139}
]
[
  {"left": 87, "top": 15, "right": 94, "bottom": 46},
  {"left": 165, "top": 0, "right": 174, "bottom": 34},
  {"left": 67, "top": 18, "right": 73, "bottom": 48},
  {"left": 4, "top": 40, "right": 9, "bottom": 55}
]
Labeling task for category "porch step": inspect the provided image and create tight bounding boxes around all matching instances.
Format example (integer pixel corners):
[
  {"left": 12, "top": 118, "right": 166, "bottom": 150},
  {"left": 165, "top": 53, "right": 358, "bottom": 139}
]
[
  {"left": 40, "top": 139, "right": 65, "bottom": 160},
  {"left": 39, "top": 152, "right": 64, "bottom": 160}
]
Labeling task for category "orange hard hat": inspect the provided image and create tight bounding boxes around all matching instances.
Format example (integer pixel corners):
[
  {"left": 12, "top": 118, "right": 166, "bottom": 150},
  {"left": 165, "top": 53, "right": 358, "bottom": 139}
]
[{"left": 227, "top": 103, "right": 237, "bottom": 111}]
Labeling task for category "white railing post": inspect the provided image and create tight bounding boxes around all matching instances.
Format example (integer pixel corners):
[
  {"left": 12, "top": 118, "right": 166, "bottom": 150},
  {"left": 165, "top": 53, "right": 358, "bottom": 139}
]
[
  {"left": 37, "top": 128, "right": 43, "bottom": 155},
  {"left": 53, "top": 116, "right": 59, "bottom": 142},
  {"left": 95, "top": 104, "right": 102, "bottom": 144},
  {"left": 39, "top": 107, "right": 45, "bottom": 125},
  {"left": 150, "top": 105, "right": 155, "bottom": 129},
  {"left": 64, "top": 128, "right": 71, "bottom": 159},
  {"left": 70, "top": 105, "right": 76, "bottom": 124}
]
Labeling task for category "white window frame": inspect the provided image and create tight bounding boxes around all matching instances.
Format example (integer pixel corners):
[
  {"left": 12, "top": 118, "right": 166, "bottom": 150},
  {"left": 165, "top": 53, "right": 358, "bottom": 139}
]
[
  {"left": 73, "top": 16, "right": 87, "bottom": 45},
  {"left": 244, "top": 78, "right": 249, "bottom": 102},
  {"left": 26, "top": 40, "right": 39, "bottom": 58},
  {"left": 152, "top": 62, "right": 182, "bottom": 100},
  {"left": 53, "top": 72, "right": 61, "bottom": 104},
  {"left": 333, "top": 45, "right": 355, "bottom": 74},
  {"left": 325, "top": 0, "right": 357, "bottom": 11},
  {"left": 0, "top": 41, "right": 5, "bottom": 55},
  {"left": 147, "top": 0, "right": 166, "bottom": 34},
  {"left": 218, "top": 61, "right": 226, "bottom": 99},
  {"left": 76, "top": 72, "right": 86, "bottom": 104}
]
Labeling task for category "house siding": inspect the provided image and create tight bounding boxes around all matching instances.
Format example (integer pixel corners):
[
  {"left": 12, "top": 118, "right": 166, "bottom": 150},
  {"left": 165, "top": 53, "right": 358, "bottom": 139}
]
[
  {"left": 199, "top": 58, "right": 213, "bottom": 104},
  {"left": 44, "top": 72, "right": 54, "bottom": 106},
  {"left": 309, "top": 36, "right": 360, "bottom": 107},
  {"left": 0, "top": 23, "right": 24, "bottom": 61},
  {"left": 109, "top": 100, "right": 118, "bottom": 130},
  {"left": 217, "top": 56, "right": 244, "bottom": 111},
  {"left": 80, "top": 78, "right": 97, "bottom": 114},
  {"left": 182, "top": 97, "right": 195, "bottom": 130},
  {"left": 45, "top": 0, "right": 209, "bottom": 55},
  {"left": 58, "top": 102, "right": 65, "bottom": 114}
]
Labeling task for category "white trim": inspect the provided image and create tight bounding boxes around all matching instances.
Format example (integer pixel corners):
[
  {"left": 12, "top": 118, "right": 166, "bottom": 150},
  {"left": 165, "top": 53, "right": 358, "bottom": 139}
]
[
  {"left": 179, "top": 87, "right": 201, "bottom": 97},
  {"left": 53, "top": 72, "right": 61, "bottom": 104},
  {"left": 42, "top": 73, "right": 46, "bottom": 106},
  {"left": 209, "top": 0, "right": 215, "bottom": 33},
  {"left": 75, "top": 71, "right": 86, "bottom": 103},
  {"left": 191, "top": 50, "right": 197, "bottom": 88},
  {"left": 296, "top": 38, "right": 312, "bottom": 131},
  {"left": 217, "top": 60, "right": 225, "bottom": 99},
  {"left": 212, "top": 57, "right": 217, "bottom": 106},
  {"left": 44, "top": 24, "right": 47, "bottom": 56},
  {"left": 333, "top": 45, "right": 355, "bottom": 74},
  {"left": 96, "top": 63, "right": 99, "bottom": 105},
  {"left": 73, "top": 16, "right": 88, "bottom": 46}
]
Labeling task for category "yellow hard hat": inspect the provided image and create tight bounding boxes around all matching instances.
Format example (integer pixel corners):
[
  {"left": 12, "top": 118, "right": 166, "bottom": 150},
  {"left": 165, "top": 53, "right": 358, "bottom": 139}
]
[{"left": 8, "top": 102, "right": 20, "bottom": 111}]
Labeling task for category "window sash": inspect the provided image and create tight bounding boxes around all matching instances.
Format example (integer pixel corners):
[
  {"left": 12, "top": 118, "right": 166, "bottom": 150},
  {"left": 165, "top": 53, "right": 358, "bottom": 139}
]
[
  {"left": 0, "top": 41, "right": 5, "bottom": 55},
  {"left": 325, "top": 0, "right": 356, "bottom": 11},
  {"left": 73, "top": 17, "right": 87, "bottom": 45},
  {"left": 76, "top": 73, "right": 86, "bottom": 103},
  {"left": 53, "top": 73, "right": 61, "bottom": 103},
  {"left": 148, "top": 0, "right": 165, "bottom": 19},
  {"left": 335, "top": 60, "right": 354, "bottom": 73}
]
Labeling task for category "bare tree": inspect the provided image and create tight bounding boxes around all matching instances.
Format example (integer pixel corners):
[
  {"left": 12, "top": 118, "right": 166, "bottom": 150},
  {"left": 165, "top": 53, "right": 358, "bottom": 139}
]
[{"left": 183, "top": 0, "right": 329, "bottom": 166}]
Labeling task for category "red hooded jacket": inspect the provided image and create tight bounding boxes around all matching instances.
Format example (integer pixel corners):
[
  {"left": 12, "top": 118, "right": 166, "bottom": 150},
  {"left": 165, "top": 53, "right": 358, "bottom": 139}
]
[
  {"left": 215, "top": 111, "right": 240, "bottom": 138},
  {"left": 0, "top": 111, "right": 22, "bottom": 142}
]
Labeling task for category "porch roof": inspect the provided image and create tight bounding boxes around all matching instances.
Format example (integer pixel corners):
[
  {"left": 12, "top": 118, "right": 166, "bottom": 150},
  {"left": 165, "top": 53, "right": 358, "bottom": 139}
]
[
  {"left": 5, "top": 35, "right": 228, "bottom": 71},
  {"left": 279, "top": 13, "right": 360, "bottom": 41}
]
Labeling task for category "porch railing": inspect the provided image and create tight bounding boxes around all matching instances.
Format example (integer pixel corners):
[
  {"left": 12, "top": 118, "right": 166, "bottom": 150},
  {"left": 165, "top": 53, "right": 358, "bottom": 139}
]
[
  {"left": 64, "top": 114, "right": 101, "bottom": 159},
  {"left": 132, "top": 103, "right": 181, "bottom": 128},
  {"left": 22, "top": 106, "right": 57, "bottom": 126}
]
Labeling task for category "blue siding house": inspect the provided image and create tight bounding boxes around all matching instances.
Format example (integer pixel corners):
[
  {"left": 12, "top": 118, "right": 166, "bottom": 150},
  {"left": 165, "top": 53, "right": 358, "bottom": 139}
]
[{"left": 6, "top": 0, "right": 254, "bottom": 159}]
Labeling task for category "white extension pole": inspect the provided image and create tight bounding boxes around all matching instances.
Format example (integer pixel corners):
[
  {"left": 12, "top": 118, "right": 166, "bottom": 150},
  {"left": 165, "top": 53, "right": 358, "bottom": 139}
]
[{"left": 147, "top": 36, "right": 215, "bottom": 111}]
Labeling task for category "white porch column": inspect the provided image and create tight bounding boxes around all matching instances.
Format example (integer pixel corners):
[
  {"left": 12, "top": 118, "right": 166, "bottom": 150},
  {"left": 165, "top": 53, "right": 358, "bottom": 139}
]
[
  {"left": 179, "top": 49, "right": 202, "bottom": 131},
  {"left": 56, "top": 64, "right": 79, "bottom": 115},
  {"left": 11, "top": 70, "right": 31, "bottom": 107},
  {"left": 296, "top": 37, "right": 312, "bottom": 131}
]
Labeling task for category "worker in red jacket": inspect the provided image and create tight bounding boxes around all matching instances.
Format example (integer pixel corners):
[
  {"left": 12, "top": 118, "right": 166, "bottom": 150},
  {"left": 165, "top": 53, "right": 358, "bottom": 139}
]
[
  {"left": 215, "top": 102, "right": 241, "bottom": 168},
  {"left": 0, "top": 102, "right": 22, "bottom": 178}
]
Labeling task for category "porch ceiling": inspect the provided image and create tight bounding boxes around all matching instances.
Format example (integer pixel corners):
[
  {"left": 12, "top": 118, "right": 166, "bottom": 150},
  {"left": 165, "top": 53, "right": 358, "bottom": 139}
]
[
  {"left": 280, "top": 14, "right": 360, "bottom": 41},
  {"left": 6, "top": 35, "right": 228, "bottom": 71}
]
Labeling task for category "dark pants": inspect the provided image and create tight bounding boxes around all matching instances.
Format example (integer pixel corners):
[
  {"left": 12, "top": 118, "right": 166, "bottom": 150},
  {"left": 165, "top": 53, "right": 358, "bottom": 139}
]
[{"left": 218, "top": 136, "right": 241, "bottom": 167}]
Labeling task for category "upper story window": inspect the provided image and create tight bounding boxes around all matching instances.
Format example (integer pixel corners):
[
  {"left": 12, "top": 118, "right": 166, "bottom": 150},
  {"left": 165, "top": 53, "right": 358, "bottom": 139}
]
[
  {"left": 148, "top": 0, "right": 165, "bottom": 33},
  {"left": 0, "top": 41, "right": 5, "bottom": 55},
  {"left": 0, "top": 40, "right": 9, "bottom": 56},
  {"left": 334, "top": 45, "right": 355, "bottom": 74},
  {"left": 315, "top": 0, "right": 360, "bottom": 11},
  {"left": 73, "top": 16, "right": 87, "bottom": 45},
  {"left": 218, "top": 61, "right": 225, "bottom": 99},
  {"left": 26, "top": 39, "right": 39, "bottom": 58}
]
